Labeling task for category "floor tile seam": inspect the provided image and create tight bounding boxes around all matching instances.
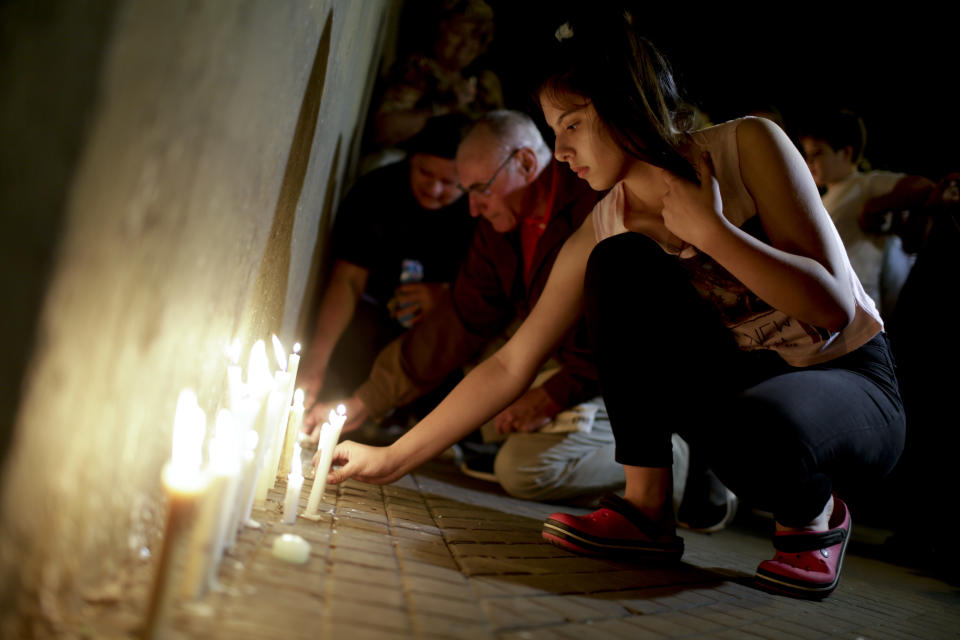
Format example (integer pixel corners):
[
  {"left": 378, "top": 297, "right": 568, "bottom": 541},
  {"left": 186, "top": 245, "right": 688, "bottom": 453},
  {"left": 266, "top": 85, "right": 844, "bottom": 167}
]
[
  {"left": 405, "top": 584, "right": 485, "bottom": 602},
  {"left": 375, "top": 480, "right": 422, "bottom": 632},
  {"left": 409, "top": 472, "right": 473, "bottom": 578}
]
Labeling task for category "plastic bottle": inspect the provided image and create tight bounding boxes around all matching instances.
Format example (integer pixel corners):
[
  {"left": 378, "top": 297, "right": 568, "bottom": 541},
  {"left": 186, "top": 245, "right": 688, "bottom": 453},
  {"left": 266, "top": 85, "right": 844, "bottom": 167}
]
[{"left": 396, "top": 259, "right": 424, "bottom": 328}]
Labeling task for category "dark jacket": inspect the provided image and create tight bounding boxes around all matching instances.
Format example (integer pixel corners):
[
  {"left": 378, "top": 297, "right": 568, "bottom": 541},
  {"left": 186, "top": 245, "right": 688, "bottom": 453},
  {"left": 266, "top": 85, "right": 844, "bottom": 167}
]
[{"left": 355, "top": 163, "right": 602, "bottom": 419}]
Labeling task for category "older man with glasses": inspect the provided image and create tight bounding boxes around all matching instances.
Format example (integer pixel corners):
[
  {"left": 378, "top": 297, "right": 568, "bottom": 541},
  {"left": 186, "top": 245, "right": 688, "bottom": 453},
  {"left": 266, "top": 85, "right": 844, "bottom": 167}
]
[{"left": 306, "top": 110, "right": 644, "bottom": 504}]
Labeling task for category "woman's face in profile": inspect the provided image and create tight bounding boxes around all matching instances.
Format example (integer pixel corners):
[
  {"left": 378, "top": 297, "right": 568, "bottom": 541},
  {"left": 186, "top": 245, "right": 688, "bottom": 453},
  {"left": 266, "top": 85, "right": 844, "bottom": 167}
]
[{"left": 540, "top": 91, "right": 629, "bottom": 192}]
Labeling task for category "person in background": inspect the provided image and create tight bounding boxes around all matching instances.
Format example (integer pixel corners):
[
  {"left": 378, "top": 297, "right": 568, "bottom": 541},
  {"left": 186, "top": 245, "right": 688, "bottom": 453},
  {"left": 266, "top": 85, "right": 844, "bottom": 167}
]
[
  {"left": 372, "top": 0, "right": 504, "bottom": 150},
  {"left": 797, "top": 110, "right": 934, "bottom": 316},
  {"left": 297, "top": 114, "right": 476, "bottom": 422}
]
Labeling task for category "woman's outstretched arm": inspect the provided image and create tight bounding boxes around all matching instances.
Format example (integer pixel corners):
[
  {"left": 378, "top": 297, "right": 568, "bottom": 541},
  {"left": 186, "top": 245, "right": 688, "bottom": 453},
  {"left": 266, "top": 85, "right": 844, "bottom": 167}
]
[
  {"left": 326, "top": 216, "right": 598, "bottom": 485},
  {"left": 662, "top": 117, "right": 855, "bottom": 331}
]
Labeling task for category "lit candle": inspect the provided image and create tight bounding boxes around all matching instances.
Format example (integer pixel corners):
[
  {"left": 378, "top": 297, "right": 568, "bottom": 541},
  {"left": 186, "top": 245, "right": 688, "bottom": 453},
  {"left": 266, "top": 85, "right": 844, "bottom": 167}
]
[
  {"left": 262, "top": 335, "right": 292, "bottom": 490},
  {"left": 225, "top": 429, "right": 259, "bottom": 550},
  {"left": 254, "top": 378, "right": 288, "bottom": 503},
  {"left": 144, "top": 390, "right": 208, "bottom": 639},
  {"left": 303, "top": 404, "right": 346, "bottom": 518},
  {"left": 286, "top": 341, "right": 301, "bottom": 402},
  {"left": 232, "top": 339, "right": 274, "bottom": 530},
  {"left": 246, "top": 339, "right": 274, "bottom": 397},
  {"left": 201, "top": 410, "right": 242, "bottom": 594},
  {"left": 226, "top": 338, "right": 244, "bottom": 412},
  {"left": 279, "top": 389, "right": 305, "bottom": 477},
  {"left": 282, "top": 442, "right": 304, "bottom": 524},
  {"left": 275, "top": 341, "right": 301, "bottom": 479}
]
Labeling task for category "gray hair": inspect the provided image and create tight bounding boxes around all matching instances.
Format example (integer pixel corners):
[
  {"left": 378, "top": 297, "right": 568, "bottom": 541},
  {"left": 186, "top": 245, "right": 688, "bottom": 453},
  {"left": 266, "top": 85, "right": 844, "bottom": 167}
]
[{"left": 468, "top": 110, "right": 553, "bottom": 168}]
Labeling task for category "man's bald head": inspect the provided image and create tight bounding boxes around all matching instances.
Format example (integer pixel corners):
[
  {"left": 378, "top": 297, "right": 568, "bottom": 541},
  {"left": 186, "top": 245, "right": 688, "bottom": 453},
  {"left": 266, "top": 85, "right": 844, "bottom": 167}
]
[
  {"left": 456, "top": 110, "right": 553, "bottom": 232},
  {"left": 459, "top": 110, "right": 552, "bottom": 168}
]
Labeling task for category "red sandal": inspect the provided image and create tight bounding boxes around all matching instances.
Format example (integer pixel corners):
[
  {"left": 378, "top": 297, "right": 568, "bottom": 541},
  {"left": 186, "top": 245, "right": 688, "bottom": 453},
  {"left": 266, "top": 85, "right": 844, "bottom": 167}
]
[
  {"left": 755, "top": 497, "right": 851, "bottom": 599},
  {"left": 542, "top": 494, "right": 684, "bottom": 562}
]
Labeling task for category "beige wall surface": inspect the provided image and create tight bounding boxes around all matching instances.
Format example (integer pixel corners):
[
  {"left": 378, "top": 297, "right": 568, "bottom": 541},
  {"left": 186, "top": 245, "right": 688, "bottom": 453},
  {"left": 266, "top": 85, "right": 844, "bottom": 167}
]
[{"left": 0, "top": 0, "right": 391, "bottom": 632}]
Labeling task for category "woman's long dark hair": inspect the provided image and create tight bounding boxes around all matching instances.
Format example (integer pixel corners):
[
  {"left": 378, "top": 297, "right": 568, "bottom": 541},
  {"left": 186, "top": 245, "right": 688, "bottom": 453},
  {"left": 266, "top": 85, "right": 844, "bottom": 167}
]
[{"left": 535, "top": 6, "right": 699, "bottom": 184}]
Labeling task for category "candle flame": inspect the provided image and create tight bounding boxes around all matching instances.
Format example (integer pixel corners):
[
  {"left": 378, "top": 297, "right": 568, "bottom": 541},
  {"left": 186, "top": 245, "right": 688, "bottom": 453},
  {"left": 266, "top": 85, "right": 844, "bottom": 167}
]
[
  {"left": 171, "top": 389, "right": 205, "bottom": 475},
  {"left": 226, "top": 338, "right": 242, "bottom": 365},
  {"left": 247, "top": 340, "right": 273, "bottom": 394},
  {"left": 272, "top": 334, "right": 287, "bottom": 371},
  {"left": 293, "top": 388, "right": 304, "bottom": 407},
  {"left": 293, "top": 342, "right": 301, "bottom": 354}
]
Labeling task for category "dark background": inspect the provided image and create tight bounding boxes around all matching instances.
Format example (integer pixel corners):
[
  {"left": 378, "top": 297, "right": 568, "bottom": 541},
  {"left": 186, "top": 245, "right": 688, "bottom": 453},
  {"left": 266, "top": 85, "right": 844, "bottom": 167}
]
[{"left": 465, "top": 3, "right": 955, "bottom": 182}]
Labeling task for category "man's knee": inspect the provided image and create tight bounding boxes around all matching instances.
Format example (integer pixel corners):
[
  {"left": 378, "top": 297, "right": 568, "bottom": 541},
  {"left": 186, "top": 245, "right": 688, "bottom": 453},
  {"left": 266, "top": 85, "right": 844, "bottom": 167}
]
[
  {"left": 493, "top": 431, "right": 623, "bottom": 502},
  {"left": 493, "top": 435, "right": 564, "bottom": 501}
]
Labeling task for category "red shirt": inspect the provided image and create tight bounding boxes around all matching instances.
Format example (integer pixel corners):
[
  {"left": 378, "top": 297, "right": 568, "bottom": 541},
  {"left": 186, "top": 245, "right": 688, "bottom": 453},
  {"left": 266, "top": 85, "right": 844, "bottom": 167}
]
[{"left": 521, "top": 163, "right": 559, "bottom": 279}]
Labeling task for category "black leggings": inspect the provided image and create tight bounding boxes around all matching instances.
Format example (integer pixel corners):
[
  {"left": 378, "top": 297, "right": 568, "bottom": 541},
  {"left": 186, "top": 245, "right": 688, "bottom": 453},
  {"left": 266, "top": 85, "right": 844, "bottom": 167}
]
[{"left": 584, "top": 233, "right": 905, "bottom": 527}]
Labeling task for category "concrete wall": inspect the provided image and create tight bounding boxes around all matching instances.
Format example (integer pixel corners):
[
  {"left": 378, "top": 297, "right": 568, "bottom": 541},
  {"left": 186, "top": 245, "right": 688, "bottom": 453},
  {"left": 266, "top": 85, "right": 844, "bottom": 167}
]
[{"left": 0, "top": 0, "right": 393, "bottom": 633}]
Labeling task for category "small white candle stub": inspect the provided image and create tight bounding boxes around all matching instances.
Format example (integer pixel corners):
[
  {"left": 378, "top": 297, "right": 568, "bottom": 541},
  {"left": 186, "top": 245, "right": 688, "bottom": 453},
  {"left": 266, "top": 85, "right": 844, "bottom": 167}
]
[{"left": 271, "top": 534, "right": 310, "bottom": 564}]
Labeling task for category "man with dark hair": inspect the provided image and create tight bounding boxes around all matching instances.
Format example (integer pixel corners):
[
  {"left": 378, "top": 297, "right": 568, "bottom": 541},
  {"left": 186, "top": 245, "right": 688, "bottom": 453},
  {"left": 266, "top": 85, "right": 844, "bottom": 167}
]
[
  {"left": 298, "top": 114, "right": 476, "bottom": 408},
  {"left": 798, "top": 110, "right": 933, "bottom": 316}
]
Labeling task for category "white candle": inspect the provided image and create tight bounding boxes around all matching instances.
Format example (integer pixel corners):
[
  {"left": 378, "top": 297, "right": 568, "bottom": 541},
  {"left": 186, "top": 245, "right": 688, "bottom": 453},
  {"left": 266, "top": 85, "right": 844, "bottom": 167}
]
[
  {"left": 271, "top": 534, "right": 310, "bottom": 564},
  {"left": 279, "top": 389, "right": 305, "bottom": 477},
  {"left": 286, "top": 342, "right": 301, "bottom": 406},
  {"left": 181, "top": 408, "right": 239, "bottom": 599},
  {"left": 226, "top": 338, "right": 244, "bottom": 412},
  {"left": 225, "top": 429, "right": 259, "bottom": 549},
  {"left": 246, "top": 340, "right": 274, "bottom": 397},
  {"left": 145, "top": 390, "right": 208, "bottom": 639},
  {"left": 204, "top": 410, "right": 242, "bottom": 592},
  {"left": 265, "top": 335, "right": 294, "bottom": 486},
  {"left": 282, "top": 443, "right": 304, "bottom": 524},
  {"left": 254, "top": 378, "right": 288, "bottom": 503},
  {"left": 233, "top": 340, "right": 273, "bottom": 528},
  {"left": 303, "top": 405, "right": 346, "bottom": 518}
]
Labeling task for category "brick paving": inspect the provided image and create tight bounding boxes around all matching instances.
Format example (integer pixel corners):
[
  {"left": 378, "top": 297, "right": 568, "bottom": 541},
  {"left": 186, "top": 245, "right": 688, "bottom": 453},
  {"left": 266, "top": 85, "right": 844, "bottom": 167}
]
[{"left": 141, "top": 455, "right": 960, "bottom": 639}]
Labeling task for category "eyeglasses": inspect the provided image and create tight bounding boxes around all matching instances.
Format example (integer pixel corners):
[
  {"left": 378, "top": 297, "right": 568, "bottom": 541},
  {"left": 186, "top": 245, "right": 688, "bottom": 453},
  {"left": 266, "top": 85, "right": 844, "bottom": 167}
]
[{"left": 459, "top": 148, "right": 520, "bottom": 196}]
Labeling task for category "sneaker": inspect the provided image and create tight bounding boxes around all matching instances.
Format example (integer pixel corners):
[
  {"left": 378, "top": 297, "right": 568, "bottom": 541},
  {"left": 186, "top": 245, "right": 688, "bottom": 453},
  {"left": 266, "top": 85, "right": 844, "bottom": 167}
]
[
  {"left": 755, "top": 496, "right": 852, "bottom": 599},
  {"left": 456, "top": 441, "right": 500, "bottom": 483},
  {"left": 677, "top": 487, "right": 738, "bottom": 533},
  {"left": 542, "top": 494, "right": 684, "bottom": 562},
  {"left": 677, "top": 468, "right": 738, "bottom": 533}
]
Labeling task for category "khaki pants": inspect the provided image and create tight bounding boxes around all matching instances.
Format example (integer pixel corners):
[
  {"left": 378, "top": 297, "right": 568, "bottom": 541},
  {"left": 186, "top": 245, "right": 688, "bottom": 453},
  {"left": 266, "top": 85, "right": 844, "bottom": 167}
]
[{"left": 486, "top": 379, "right": 689, "bottom": 506}]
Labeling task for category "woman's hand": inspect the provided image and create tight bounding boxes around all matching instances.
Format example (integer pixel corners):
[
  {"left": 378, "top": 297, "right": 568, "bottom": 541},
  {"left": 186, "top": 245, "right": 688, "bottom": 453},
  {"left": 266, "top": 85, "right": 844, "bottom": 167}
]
[
  {"left": 661, "top": 152, "right": 729, "bottom": 249},
  {"left": 323, "top": 441, "right": 405, "bottom": 486}
]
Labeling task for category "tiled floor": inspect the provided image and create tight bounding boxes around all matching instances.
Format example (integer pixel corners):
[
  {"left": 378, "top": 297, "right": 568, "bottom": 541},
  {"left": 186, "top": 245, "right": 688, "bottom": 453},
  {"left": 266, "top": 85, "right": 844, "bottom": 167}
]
[{"left": 137, "top": 456, "right": 960, "bottom": 640}]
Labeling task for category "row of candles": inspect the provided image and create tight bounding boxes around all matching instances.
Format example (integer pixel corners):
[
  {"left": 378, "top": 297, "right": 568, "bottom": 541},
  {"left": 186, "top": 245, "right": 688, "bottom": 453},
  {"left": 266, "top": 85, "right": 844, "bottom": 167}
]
[{"left": 144, "top": 336, "right": 345, "bottom": 638}]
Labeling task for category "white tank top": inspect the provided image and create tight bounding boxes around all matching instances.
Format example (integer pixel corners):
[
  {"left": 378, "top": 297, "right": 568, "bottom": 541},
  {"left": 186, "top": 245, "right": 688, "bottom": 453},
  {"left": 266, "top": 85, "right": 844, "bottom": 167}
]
[{"left": 591, "top": 117, "right": 882, "bottom": 367}]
